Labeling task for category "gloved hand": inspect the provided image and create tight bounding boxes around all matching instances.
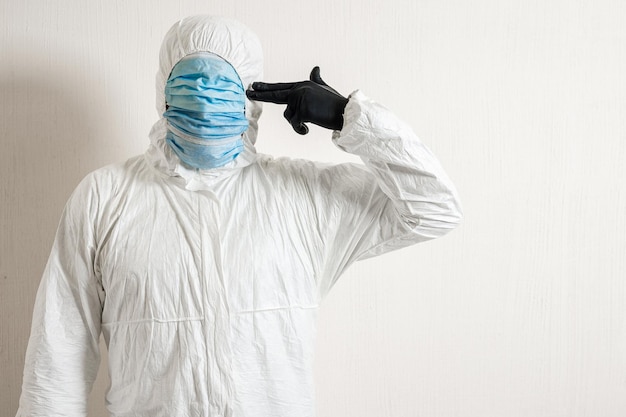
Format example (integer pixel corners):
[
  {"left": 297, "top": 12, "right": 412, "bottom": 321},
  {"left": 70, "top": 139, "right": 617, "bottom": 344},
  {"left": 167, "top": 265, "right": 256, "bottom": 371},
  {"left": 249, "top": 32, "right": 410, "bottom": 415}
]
[{"left": 246, "top": 66, "right": 349, "bottom": 135}]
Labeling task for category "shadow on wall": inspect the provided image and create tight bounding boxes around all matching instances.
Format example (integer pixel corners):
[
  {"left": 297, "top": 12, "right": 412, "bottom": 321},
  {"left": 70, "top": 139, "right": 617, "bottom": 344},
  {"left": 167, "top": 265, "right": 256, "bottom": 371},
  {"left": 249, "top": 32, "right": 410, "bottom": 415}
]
[{"left": 0, "top": 56, "right": 113, "bottom": 414}]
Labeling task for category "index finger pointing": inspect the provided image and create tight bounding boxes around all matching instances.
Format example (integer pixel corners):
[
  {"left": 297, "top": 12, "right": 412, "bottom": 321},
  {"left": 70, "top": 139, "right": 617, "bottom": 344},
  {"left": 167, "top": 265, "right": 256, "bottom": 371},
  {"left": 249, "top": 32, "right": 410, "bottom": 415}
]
[
  {"left": 251, "top": 82, "right": 296, "bottom": 91},
  {"left": 246, "top": 88, "right": 291, "bottom": 104}
]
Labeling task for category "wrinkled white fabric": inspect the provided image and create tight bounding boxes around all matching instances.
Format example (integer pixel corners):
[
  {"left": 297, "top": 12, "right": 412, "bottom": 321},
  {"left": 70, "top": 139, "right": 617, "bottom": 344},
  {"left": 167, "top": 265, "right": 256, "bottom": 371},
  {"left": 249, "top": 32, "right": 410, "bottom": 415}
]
[{"left": 17, "top": 15, "right": 462, "bottom": 417}]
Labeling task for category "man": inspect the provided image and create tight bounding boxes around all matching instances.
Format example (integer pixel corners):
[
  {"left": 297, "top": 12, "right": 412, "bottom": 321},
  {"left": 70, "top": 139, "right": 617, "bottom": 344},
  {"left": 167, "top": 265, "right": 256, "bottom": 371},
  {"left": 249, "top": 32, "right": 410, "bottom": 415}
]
[{"left": 17, "top": 15, "right": 462, "bottom": 417}]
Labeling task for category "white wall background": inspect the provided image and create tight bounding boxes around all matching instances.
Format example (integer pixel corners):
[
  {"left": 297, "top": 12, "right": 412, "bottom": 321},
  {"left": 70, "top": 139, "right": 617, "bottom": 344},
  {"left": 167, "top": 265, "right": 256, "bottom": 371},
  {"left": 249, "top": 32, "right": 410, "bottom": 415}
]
[{"left": 1, "top": 0, "right": 625, "bottom": 416}]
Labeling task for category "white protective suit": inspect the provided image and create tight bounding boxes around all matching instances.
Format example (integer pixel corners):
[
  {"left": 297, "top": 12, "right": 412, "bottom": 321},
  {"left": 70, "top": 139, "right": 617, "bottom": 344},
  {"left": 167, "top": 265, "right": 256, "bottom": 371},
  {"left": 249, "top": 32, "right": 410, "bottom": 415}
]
[{"left": 17, "top": 15, "right": 462, "bottom": 417}]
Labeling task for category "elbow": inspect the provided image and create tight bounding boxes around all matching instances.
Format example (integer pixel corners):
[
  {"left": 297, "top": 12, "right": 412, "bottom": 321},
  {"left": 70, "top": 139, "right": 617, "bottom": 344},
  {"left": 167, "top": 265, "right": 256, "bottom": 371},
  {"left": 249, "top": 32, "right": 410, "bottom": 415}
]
[
  {"left": 403, "top": 194, "right": 463, "bottom": 241},
  {"left": 423, "top": 210, "right": 463, "bottom": 240},
  {"left": 434, "top": 193, "right": 463, "bottom": 237},
  {"left": 445, "top": 194, "right": 464, "bottom": 230}
]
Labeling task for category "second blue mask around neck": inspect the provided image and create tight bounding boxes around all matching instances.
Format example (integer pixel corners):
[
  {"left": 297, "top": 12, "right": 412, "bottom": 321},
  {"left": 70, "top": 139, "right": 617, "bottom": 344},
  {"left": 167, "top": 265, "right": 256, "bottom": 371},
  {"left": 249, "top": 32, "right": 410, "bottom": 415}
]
[{"left": 164, "top": 52, "right": 249, "bottom": 169}]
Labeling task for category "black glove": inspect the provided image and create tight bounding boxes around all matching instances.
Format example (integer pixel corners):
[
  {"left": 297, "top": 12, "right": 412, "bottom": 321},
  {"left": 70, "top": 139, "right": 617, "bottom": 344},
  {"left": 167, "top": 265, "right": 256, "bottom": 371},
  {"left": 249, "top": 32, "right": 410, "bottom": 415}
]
[{"left": 246, "top": 66, "right": 349, "bottom": 135}]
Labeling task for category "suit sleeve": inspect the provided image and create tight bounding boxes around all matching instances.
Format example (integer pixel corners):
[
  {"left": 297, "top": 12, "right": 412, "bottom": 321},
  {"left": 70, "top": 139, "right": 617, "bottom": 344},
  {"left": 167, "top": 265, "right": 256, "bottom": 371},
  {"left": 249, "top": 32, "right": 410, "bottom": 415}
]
[
  {"left": 316, "top": 90, "right": 463, "bottom": 299},
  {"left": 17, "top": 174, "right": 105, "bottom": 417}
]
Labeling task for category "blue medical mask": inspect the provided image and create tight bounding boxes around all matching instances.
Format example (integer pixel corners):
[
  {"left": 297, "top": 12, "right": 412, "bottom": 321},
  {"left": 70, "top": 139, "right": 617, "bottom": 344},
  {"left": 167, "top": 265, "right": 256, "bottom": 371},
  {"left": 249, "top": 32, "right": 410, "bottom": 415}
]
[{"left": 163, "top": 53, "right": 248, "bottom": 169}]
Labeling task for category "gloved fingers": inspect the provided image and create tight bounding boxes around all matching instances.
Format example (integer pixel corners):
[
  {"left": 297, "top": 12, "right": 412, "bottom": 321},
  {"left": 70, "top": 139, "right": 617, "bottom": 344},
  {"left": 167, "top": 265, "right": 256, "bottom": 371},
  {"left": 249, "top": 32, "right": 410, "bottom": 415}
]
[
  {"left": 246, "top": 87, "right": 290, "bottom": 104},
  {"left": 309, "top": 66, "right": 340, "bottom": 95},
  {"left": 293, "top": 122, "right": 309, "bottom": 135},
  {"left": 251, "top": 81, "right": 296, "bottom": 91},
  {"left": 283, "top": 107, "right": 309, "bottom": 135},
  {"left": 309, "top": 66, "right": 327, "bottom": 86}
]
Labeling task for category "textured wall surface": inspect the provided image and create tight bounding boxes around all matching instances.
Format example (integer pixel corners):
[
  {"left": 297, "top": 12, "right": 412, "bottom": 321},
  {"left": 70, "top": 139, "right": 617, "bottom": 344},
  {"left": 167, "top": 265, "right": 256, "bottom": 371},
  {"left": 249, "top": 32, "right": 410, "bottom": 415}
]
[{"left": 1, "top": 1, "right": 625, "bottom": 416}]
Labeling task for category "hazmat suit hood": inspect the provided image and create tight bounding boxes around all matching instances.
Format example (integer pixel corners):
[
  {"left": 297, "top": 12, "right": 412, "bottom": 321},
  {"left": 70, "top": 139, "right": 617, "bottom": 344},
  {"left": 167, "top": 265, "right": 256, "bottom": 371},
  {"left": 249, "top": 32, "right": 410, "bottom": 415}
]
[{"left": 146, "top": 15, "right": 263, "bottom": 190}]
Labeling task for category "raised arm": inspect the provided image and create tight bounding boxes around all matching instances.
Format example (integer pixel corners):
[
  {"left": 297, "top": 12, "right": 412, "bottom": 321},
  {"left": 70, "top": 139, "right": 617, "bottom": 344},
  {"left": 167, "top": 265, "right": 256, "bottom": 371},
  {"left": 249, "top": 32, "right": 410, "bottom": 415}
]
[{"left": 247, "top": 67, "right": 462, "bottom": 298}]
